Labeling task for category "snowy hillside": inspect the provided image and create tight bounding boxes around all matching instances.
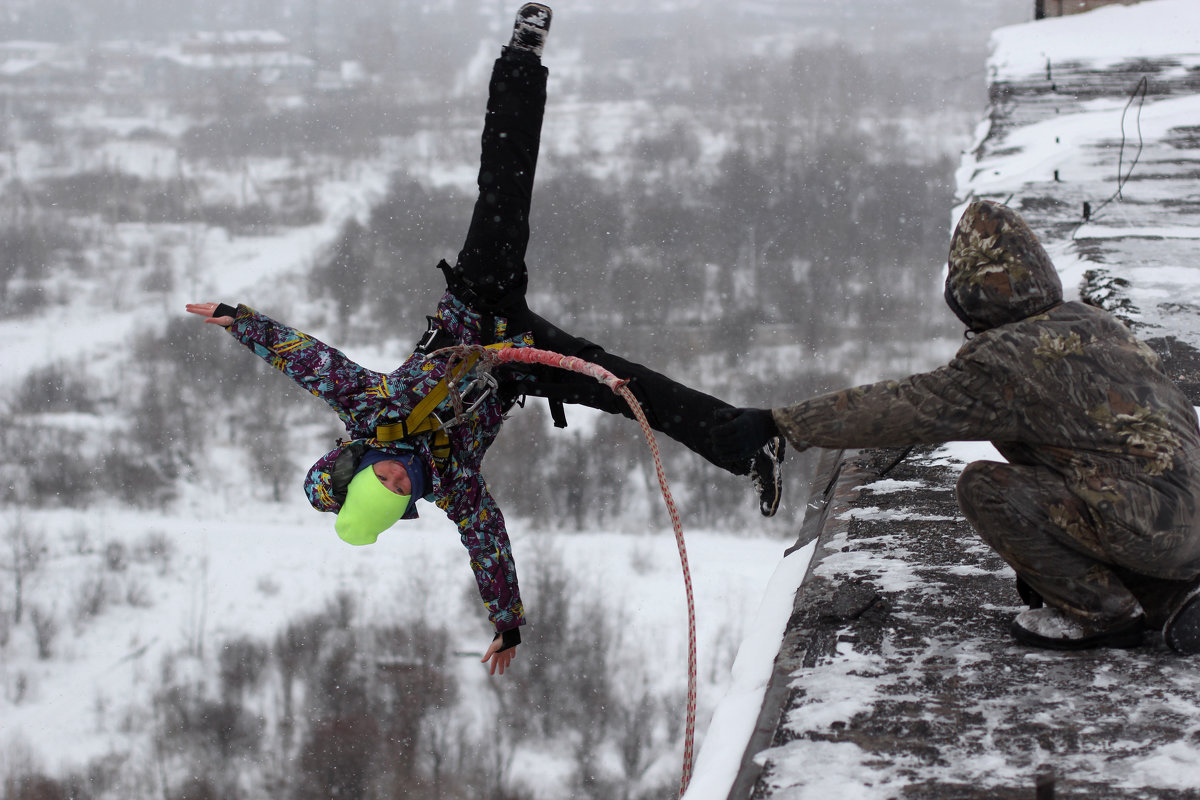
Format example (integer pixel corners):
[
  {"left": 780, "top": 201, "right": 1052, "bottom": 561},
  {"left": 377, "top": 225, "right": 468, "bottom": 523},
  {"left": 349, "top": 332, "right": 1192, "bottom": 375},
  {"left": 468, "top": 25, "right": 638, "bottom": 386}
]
[{"left": 3, "top": 502, "right": 789, "bottom": 798}]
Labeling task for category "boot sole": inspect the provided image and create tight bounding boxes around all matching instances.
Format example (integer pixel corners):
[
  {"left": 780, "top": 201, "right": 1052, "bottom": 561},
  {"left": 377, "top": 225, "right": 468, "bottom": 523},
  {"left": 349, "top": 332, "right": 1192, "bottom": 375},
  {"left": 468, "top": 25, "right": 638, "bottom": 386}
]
[{"left": 753, "top": 437, "right": 785, "bottom": 517}]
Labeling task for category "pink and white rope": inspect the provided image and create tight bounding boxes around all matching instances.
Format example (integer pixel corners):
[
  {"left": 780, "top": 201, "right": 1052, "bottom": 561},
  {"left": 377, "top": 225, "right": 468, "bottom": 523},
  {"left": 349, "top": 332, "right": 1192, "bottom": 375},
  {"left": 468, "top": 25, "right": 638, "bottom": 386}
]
[{"left": 439, "top": 344, "right": 698, "bottom": 795}]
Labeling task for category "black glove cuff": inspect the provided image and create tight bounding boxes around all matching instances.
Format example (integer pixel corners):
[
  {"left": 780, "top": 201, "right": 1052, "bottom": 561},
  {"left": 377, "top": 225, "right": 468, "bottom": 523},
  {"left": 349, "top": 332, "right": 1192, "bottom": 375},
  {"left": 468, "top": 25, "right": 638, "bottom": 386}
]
[
  {"left": 762, "top": 409, "right": 781, "bottom": 438},
  {"left": 495, "top": 627, "right": 522, "bottom": 652},
  {"left": 214, "top": 302, "right": 238, "bottom": 319}
]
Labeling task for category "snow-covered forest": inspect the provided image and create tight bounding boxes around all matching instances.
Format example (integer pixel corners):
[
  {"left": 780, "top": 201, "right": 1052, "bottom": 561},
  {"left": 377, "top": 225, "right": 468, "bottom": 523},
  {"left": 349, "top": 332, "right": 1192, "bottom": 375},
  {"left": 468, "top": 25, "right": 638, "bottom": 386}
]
[{"left": 0, "top": 1, "right": 1030, "bottom": 798}]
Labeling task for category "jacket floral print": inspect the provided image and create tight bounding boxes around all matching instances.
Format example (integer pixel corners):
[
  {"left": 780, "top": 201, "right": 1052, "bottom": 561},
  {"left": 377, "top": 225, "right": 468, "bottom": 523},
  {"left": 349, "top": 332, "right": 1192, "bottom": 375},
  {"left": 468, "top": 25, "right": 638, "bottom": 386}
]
[{"left": 224, "top": 291, "right": 534, "bottom": 633}]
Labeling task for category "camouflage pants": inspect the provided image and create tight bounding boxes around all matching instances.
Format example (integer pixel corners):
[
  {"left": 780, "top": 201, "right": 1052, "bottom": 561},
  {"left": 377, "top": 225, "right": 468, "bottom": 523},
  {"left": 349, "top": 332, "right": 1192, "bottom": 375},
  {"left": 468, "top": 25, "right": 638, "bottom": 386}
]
[{"left": 956, "top": 460, "right": 1198, "bottom": 628}]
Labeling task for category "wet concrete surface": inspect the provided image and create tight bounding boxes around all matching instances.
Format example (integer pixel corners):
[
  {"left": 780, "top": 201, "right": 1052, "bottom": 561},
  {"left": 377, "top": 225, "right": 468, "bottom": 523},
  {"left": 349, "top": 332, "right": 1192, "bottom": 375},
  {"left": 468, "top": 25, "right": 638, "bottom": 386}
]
[{"left": 743, "top": 446, "right": 1200, "bottom": 799}]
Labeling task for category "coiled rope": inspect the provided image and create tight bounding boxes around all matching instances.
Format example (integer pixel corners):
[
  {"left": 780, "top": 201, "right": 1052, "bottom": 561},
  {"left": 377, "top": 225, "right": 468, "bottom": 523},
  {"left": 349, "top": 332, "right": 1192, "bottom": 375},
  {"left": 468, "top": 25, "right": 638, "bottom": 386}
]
[{"left": 438, "top": 344, "right": 698, "bottom": 796}]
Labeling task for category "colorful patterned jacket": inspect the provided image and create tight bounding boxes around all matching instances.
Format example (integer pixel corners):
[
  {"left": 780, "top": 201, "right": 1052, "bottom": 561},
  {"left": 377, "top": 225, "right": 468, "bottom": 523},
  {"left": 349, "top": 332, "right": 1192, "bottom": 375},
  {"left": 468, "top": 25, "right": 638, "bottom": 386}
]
[
  {"left": 223, "top": 292, "right": 533, "bottom": 633},
  {"left": 772, "top": 200, "right": 1200, "bottom": 575}
]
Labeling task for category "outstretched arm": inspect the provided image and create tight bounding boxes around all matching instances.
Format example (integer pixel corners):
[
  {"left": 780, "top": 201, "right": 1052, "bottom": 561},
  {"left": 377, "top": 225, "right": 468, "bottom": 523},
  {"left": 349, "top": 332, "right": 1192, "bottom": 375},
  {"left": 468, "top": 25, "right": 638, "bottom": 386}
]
[
  {"left": 186, "top": 301, "right": 385, "bottom": 434},
  {"left": 721, "top": 356, "right": 1021, "bottom": 458},
  {"left": 770, "top": 358, "right": 1020, "bottom": 451},
  {"left": 437, "top": 465, "right": 526, "bottom": 671},
  {"left": 713, "top": 352, "right": 1024, "bottom": 461}
]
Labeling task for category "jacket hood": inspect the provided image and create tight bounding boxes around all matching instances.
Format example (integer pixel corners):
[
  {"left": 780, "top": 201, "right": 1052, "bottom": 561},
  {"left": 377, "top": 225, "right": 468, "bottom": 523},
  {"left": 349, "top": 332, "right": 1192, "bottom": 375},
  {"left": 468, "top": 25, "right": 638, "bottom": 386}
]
[
  {"left": 945, "top": 200, "right": 1063, "bottom": 332},
  {"left": 305, "top": 439, "right": 421, "bottom": 522}
]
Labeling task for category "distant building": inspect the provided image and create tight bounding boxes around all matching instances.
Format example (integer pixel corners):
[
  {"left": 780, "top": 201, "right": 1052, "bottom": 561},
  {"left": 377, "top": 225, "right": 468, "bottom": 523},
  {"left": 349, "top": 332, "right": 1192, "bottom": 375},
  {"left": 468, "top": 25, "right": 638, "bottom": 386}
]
[
  {"left": 178, "top": 30, "right": 293, "bottom": 59},
  {"left": 146, "top": 30, "right": 316, "bottom": 112},
  {"left": 0, "top": 40, "right": 89, "bottom": 115},
  {"left": 0, "top": 40, "right": 60, "bottom": 63},
  {"left": 85, "top": 40, "right": 161, "bottom": 115},
  {"left": 1035, "top": 0, "right": 1141, "bottom": 18}
]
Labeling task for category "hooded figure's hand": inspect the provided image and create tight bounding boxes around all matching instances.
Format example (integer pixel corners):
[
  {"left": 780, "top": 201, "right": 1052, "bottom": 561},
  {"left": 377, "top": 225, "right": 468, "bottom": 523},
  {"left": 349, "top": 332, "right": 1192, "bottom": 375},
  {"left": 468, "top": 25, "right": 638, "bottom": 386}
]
[{"left": 711, "top": 407, "right": 780, "bottom": 463}]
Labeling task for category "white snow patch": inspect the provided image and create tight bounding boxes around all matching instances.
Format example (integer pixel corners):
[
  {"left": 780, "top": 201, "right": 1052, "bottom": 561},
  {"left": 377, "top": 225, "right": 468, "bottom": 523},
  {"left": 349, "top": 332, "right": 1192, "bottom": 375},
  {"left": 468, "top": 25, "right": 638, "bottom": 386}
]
[
  {"left": 852, "top": 479, "right": 926, "bottom": 494},
  {"left": 990, "top": 0, "right": 1200, "bottom": 79},
  {"left": 756, "top": 739, "right": 912, "bottom": 800},
  {"left": 683, "top": 541, "right": 816, "bottom": 800},
  {"left": 838, "top": 506, "right": 958, "bottom": 523}
]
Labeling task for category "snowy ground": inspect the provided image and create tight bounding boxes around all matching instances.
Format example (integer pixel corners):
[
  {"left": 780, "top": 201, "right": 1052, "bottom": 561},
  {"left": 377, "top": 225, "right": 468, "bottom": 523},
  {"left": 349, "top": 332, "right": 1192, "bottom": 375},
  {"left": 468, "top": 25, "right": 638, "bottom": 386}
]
[
  {"left": 0, "top": 86, "right": 815, "bottom": 794},
  {"left": 1, "top": 496, "right": 797, "bottom": 794}
]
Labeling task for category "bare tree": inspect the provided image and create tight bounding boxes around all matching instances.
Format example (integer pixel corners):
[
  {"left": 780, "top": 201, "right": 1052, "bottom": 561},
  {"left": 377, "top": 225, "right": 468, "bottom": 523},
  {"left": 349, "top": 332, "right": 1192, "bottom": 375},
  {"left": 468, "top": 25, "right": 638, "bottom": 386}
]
[
  {"left": 29, "top": 605, "right": 59, "bottom": 661},
  {"left": 1, "top": 514, "right": 46, "bottom": 625}
]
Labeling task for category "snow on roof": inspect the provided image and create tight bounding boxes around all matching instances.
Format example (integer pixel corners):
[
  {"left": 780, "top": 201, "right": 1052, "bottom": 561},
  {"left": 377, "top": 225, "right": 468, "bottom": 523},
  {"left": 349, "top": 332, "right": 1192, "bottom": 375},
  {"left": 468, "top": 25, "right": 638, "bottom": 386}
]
[
  {"left": 157, "top": 30, "right": 312, "bottom": 72},
  {"left": 160, "top": 50, "right": 314, "bottom": 70},
  {"left": 0, "top": 40, "right": 61, "bottom": 54},
  {"left": 182, "top": 29, "right": 290, "bottom": 46},
  {"left": 0, "top": 58, "right": 47, "bottom": 77},
  {"left": 991, "top": 0, "right": 1200, "bottom": 78},
  {"left": 960, "top": 0, "right": 1200, "bottom": 349}
]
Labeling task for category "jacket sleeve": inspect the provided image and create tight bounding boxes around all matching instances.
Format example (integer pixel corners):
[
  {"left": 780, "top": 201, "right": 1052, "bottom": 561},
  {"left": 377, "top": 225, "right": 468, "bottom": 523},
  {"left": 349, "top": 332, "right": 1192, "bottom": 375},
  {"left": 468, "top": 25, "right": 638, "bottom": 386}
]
[
  {"left": 772, "top": 351, "right": 1023, "bottom": 450},
  {"left": 224, "top": 304, "right": 385, "bottom": 431},
  {"left": 435, "top": 467, "right": 526, "bottom": 633}
]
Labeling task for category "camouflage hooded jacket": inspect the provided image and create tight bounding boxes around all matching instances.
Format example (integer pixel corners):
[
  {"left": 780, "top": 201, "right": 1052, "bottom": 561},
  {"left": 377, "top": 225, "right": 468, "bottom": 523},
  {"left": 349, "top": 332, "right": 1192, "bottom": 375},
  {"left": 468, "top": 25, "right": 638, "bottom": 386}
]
[
  {"left": 223, "top": 292, "right": 534, "bottom": 633},
  {"left": 772, "top": 200, "right": 1200, "bottom": 575}
]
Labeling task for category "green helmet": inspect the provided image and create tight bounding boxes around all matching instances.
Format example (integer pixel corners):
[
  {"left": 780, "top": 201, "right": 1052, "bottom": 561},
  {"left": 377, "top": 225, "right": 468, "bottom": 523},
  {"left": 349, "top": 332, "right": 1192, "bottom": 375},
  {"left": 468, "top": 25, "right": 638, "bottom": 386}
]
[{"left": 334, "top": 467, "right": 411, "bottom": 545}]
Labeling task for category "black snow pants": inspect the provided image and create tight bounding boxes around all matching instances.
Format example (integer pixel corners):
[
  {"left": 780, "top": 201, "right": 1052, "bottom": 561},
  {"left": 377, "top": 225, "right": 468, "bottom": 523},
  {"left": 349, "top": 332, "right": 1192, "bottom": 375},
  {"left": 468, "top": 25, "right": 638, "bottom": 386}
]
[{"left": 440, "top": 49, "right": 747, "bottom": 476}]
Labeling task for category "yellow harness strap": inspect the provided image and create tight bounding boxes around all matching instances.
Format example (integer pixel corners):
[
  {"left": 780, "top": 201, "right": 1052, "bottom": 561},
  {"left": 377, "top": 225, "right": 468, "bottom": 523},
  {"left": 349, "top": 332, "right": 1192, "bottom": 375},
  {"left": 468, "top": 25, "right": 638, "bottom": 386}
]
[{"left": 375, "top": 344, "right": 510, "bottom": 461}]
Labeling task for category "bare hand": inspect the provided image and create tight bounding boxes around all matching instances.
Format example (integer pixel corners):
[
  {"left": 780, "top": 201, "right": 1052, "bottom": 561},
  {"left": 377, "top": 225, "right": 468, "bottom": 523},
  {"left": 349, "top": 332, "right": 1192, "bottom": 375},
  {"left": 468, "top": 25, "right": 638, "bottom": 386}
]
[
  {"left": 481, "top": 636, "right": 517, "bottom": 676},
  {"left": 186, "top": 302, "right": 233, "bottom": 327}
]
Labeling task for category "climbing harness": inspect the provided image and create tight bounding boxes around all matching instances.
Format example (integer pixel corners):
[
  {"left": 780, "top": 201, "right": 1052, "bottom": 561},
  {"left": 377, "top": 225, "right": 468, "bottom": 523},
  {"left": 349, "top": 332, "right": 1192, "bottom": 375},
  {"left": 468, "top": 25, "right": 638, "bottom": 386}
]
[
  {"left": 330, "top": 340, "right": 513, "bottom": 504},
  {"left": 373, "top": 342, "right": 512, "bottom": 463},
  {"left": 435, "top": 343, "right": 700, "bottom": 798}
]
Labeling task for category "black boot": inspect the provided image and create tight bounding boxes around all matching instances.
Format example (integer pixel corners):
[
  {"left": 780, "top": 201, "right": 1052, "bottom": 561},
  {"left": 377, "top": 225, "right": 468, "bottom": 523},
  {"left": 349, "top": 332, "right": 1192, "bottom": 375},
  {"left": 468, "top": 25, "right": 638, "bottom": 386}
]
[
  {"left": 1164, "top": 583, "right": 1200, "bottom": 655},
  {"left": 508, "top": 3, "right": 552, "bottom": 59},
  {"left": 1015, "top": 575, "right": 1044, "bottom": 609},
  {"left": 751, "top": 436, "right": 785, "bottom": 517}
]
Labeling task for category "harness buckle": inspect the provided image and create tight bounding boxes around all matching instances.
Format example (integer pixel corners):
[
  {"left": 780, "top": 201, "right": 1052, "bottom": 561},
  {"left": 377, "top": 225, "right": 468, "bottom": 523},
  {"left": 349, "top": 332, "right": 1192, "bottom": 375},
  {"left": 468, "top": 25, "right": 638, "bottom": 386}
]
[
  {"left": 440, "top": 372, "right": 500, "bottom": 428},
  {"left": 414, "top": 316, "right": 457, "bottom": 357}
]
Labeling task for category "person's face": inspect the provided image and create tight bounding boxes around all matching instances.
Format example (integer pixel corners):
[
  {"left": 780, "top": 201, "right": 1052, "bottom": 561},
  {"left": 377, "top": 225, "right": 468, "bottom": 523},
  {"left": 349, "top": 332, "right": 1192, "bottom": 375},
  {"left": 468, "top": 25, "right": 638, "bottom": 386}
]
[{"left": 372, "top": 460, "right": 412, "bottom": 496}]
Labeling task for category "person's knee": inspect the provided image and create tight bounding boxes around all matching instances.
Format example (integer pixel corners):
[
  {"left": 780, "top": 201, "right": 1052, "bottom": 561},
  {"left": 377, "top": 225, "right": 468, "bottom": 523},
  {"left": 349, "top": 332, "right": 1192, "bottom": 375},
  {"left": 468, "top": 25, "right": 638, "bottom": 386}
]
[
  {"left": 955, "top": 460, "right": 1011, "bottom": 544},
  {"left": 955, "top": 460, "right": 1003, "bottom": 509}
]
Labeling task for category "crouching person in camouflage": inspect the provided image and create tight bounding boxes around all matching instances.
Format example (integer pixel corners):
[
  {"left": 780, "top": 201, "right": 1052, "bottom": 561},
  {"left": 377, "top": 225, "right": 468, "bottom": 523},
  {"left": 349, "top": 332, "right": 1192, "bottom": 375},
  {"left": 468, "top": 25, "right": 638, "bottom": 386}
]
[{"left": 712, "top": 199, "right": 1200, "bottom": 653}]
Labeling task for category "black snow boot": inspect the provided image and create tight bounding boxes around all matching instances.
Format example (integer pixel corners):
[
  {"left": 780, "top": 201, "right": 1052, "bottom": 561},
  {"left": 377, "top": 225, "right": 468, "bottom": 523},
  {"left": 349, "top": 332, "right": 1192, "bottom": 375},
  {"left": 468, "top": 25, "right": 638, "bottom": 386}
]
[
  {"left": 509, "top": 3, "right": 552, "bottom": 59},
  {"left": 1164, "top": 584, "right": 1200, "bottom": 655},
  {"left": 1015, "top": 576, "right": 1044, "bottom": 609},
  {"left": 751, "top": 435, "right": 785, "bottom": 517}
]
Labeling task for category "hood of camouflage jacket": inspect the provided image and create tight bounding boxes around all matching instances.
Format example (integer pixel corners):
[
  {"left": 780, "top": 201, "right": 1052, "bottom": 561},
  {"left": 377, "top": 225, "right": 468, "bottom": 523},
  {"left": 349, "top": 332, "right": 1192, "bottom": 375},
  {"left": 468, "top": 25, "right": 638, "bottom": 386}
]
[{"left": 945, "top": 200, "right": 1063, "bottom": 333}]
